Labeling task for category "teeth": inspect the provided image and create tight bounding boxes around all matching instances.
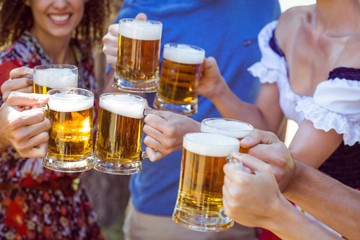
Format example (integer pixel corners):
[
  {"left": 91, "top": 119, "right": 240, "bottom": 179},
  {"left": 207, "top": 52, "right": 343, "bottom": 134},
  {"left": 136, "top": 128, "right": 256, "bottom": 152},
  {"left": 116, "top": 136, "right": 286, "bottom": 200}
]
[{"left": 49, "top": 14, "right": 70, "bottom": 22}]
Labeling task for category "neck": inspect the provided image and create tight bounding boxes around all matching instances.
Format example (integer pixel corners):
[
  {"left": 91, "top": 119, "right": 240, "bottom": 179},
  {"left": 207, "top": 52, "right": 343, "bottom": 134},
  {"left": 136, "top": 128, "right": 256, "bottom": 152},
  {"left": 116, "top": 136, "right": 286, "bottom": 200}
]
[
  {"left": 315, "top": 0, "right": 360, "bottom": 37},
  {"left": 31, "top": 29, "right": 74, "bottom": 64}
]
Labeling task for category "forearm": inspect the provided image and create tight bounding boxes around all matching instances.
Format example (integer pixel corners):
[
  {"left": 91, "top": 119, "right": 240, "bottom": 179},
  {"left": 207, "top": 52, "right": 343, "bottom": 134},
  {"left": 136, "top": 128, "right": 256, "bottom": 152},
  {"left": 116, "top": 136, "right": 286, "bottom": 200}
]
[
  {"left": 267, "top": 199, "right": 342, "bottom": 240},
  {"left": 209, "top": 80, "right": 268, "bottom": 129},
  {"left": 284, "top": 161, "right": 360, "bottom": 240}
]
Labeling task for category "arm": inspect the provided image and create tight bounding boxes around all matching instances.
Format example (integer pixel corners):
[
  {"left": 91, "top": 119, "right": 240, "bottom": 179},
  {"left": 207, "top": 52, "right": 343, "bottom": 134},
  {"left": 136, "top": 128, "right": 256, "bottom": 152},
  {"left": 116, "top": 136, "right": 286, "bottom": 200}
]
[
  {"left": 223, "top": 153, "right": 342, "bottom": 240},
  {"left": 242, "top": 129, "right": 360, "bottom": 240},
  {"left": 284, "top": 160, "right": 360, "bottom": 240},
  {"left": 289, "top": 120, "right": 343, "bottom": 168},
  {"left": 198, "top": 57, "right": 284, "bottom": 133}
]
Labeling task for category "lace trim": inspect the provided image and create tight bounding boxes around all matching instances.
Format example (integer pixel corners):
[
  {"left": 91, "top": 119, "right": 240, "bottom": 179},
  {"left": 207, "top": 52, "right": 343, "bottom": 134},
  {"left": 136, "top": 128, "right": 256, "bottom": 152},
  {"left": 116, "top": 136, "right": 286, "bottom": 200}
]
[
  {"left": 248, "top": 62, "right": 279, "bottom": 84},
  {"left": 329, "top": 67, "right": 360, "bottom": 81},
  {"left": 296, "top": 98, "right": 360, "bottom": 146}
]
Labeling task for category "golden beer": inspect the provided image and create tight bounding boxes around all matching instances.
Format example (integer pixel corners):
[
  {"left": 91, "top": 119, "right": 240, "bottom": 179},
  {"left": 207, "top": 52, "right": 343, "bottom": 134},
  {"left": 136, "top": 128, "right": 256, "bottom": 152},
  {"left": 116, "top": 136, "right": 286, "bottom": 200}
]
[
  {"left": 153, "top": 43, "right": 205, "bottom": 115},
  {"left": 172, "top": 132, "right": 240, "bottom": 232},
  {"left": 33, "top": 64, "right": 78, "bottom": 94},
  {"left": 201, "top": 118, "right": 254, "bottom": 153},
  {"left": 114, "top": 18, "right": 162, "bottom": 93},
  {"left": 43, "top": 88, "right": 94, "bottom": 172},
  {"left": 94, "top": 93, "right": 146, "bottom": 175}
]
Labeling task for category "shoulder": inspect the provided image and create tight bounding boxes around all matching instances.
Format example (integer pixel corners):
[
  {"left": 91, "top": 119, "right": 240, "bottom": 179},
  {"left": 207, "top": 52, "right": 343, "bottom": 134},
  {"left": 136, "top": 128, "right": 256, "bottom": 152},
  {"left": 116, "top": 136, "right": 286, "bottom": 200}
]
[{"left": 276, "top": 5, "right": 314, "bottom": 48}]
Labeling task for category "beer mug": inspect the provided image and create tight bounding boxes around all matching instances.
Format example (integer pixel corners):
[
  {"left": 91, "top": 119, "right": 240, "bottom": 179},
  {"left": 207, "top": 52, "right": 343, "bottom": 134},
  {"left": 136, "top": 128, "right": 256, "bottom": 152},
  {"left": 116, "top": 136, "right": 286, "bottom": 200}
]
[
  {"left": 33, "top": 64, "right": 78, "bottom": 94},
  {"left": 43, "top": 88, "right": 94, "bottom": 172},
  {"left": 153, "top": 43, "right": 205, "bottom": 115},
  {"left": 114, "top": 18, "right": 162, "bottom": 93},
  {"left": 172, "top": 132, "right": 240, "bottom": 232},
  {"left": 201, "top": 118, "right": 253, "bottom": 153},
  {"left": 94, "top": 93, "right": 148, "bottom": 175}
]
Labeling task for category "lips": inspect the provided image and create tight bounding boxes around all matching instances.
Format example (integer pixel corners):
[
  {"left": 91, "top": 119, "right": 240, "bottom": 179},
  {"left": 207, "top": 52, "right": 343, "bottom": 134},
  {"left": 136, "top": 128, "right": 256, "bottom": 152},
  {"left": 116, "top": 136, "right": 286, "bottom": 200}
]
[{"left": 48, "top": 14, "right": 71, "bottom": 24}]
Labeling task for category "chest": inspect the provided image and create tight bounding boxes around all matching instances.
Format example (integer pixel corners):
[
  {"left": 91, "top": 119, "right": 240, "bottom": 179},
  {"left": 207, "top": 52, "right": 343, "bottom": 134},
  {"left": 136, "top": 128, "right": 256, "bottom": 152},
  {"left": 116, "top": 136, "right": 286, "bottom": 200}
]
[{"left": 285, "top": 29, "right": 350, "bottom": 96}]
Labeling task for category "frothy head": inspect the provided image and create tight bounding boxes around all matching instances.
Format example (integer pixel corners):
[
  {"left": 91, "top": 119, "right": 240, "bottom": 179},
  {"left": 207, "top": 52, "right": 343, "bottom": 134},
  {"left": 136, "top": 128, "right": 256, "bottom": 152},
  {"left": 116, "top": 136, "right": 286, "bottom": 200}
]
[
  {"left": 183, "top": 132, "right": 239, "bottom": 157},
  {"left": 163, "top": 43, "right": 205, "bottom": 65},
  {"left": 119, "top": 19, "right": 162, "bottom": 41},
  {"left": 201, "top": 118, "right": 253, "bottom": 138},
  {"left": 34, "top": 68, "right": 78, "bottom": 88},
  {"left": 100, "top": 93, "right": 146, "bottom": 119},
  {"left": 48, "top": 89, "right": 94, "bottom": 112}
]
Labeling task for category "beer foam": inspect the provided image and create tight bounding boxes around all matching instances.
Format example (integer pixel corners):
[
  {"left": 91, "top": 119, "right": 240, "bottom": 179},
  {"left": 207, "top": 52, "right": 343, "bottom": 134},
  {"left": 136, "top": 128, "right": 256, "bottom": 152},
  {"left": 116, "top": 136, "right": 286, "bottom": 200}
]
[
  {"left": 119, "top": 20, "right": 162, "bottom": 40},
  {"left": 201, "top": 118, "right": 253, "bottom": 138},
  {"left": 183, "top": 133, "right": 239, "bottom": 157},
  {"left": 48, "top": 92, "right": 94, "bottom": 112},
  {"left": 100, "top": 94, "right": 145, "bottom": 119},
  {"left": 163, "top": 44, "right": 205, "bottom": 64},
  {"left": 34, "top": 68, "right": 78, "bottom": 88}
]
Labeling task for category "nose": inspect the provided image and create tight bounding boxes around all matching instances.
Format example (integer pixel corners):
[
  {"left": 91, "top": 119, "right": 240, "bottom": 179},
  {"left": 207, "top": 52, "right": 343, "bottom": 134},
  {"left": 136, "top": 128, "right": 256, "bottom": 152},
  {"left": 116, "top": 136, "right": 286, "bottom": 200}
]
[{"left": 52, "top": 0, "right": 69, "bottom": 9}]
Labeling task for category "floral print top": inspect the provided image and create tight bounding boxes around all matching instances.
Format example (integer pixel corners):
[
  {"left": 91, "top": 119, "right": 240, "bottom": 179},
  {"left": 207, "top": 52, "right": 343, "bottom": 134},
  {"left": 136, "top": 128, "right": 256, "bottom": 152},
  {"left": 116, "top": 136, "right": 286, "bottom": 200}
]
[{"left": 0, "top": 31, "right": 103, "bottom": 239}]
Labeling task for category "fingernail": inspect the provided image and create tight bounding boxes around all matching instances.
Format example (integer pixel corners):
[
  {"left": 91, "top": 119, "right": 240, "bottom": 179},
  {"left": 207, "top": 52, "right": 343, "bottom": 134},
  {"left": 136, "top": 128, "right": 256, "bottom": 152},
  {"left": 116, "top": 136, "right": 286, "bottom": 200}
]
[{"left": 240, "top": 136, "right": 252, "bottom": 145}]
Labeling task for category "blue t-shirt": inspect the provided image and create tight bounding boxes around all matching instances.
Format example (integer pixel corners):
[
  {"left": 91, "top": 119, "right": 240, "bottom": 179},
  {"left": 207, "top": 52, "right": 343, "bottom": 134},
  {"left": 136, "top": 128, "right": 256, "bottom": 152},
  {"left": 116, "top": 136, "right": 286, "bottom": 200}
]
[{"left": 115, "top": 0, "right": 281, "bottom": 216}]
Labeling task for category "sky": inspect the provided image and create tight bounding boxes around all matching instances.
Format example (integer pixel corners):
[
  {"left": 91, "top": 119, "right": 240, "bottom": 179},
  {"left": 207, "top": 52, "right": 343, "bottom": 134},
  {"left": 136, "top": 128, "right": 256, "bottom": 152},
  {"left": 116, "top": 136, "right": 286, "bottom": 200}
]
[{"left": 279, "top": 0, "right": 316, "bottom": 11}]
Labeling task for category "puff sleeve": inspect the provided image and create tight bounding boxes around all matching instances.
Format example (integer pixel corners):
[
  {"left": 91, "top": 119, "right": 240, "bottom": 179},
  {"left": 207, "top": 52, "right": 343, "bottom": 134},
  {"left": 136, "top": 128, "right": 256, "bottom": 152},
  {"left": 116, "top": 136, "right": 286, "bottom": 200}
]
[
  {"left": 296, "top": 78, "right": 360, "bottom": 145},
  {"left": 248, "top": 21, "right": 287, "bottom": 84}
]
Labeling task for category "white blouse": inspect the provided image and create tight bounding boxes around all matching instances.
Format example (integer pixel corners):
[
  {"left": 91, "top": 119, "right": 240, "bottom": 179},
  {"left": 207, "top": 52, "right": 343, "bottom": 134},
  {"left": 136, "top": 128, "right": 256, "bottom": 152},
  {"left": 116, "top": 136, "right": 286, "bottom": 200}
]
[{"left": 248, "top": 21, "right": 360, "bottom": 146}]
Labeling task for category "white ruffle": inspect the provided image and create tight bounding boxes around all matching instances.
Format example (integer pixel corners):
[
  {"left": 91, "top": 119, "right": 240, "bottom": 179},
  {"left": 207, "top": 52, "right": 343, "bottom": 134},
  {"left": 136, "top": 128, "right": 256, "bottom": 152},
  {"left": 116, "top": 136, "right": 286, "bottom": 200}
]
[
  {"left": 314, "top": 78, "right": 360, "bottom": 118},
  {"left": 296, "top": 98, "right": 360, "bottom": 146},
  {"left": 248, "top": 20, "right": 287, "bottom": 84}
]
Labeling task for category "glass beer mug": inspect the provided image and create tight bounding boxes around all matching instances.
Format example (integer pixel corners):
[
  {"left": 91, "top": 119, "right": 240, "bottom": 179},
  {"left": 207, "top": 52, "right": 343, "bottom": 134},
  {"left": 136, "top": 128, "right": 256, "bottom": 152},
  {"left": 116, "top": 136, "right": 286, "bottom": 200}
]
[
  {"left": 201, "top": 118, "right": 253, "bottom": 153},
  {"left": 172, "top": 132, "right": 240, "bottom": 232},
  {"left": 114, "top": 18, "right": 162, "bottom": 93},
  {"left": 94, "top": 93, "right": 148, "bottom": 175},
  {"left": 33, "top": 64, "right": 78, "bottom": 94},
  {"left": 43, "top": 88, "right": 95, "bottom": 172},
  {"left": 153, "top": 43, "right": 205, "bottom": 115}
]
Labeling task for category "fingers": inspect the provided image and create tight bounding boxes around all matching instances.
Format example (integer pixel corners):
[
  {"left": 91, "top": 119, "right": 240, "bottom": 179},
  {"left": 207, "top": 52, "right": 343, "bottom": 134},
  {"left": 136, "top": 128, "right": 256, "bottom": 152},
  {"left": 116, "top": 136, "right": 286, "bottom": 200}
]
[
  {"left": 14, "top": 132, "right": 49, "bottom": 158},
  {"left": 227, "top": 152, "right": 273, "bottom": 176},
  {"left": 8, "top": 66, "right": 33, "bottom": 79},
  {"left": 135, "top": 13, "right": 147, "bottom": 21},
  {"left": 102, "top": 24, "right": 119, "bottom": 68},
  {"left": 240, "top": 129, "right": 280, "bottom": 148},
  {"left": 203, "top": 56, "right": 217, "bottom": 69},
  {"left": 8, "top": 108, "right": 46, "bottom": 129},
  {"left": 18, "top": 142, "right": 48, "bottom": 158},
  {"left": 6, "top": 92, "right": 49, "bottom": 107},
  {"left": 145, "top": 146, "right": 164, "bottom": 162},
  {"left": 1, "top": 74, "right": 34, "bottom": 101},
  {"left": 10, "top": 115, "right": 50, "bottom": 142},
  {"left": 144, "top": 111, "right": 169, "bottom": 130}
]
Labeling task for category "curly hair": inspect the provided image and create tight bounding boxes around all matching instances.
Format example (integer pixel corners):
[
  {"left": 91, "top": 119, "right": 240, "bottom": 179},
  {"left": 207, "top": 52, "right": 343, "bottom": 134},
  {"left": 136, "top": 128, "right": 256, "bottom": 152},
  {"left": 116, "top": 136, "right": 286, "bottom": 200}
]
[{"left": 0, "top": 0, "right": 113, "bottom": 51}]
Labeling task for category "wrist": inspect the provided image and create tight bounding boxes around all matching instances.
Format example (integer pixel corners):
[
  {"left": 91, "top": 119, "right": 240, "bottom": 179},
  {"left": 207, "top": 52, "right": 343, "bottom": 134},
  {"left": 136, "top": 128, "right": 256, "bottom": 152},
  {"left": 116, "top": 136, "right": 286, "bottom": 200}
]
[
  {"left": 263, "top": 196, "right": 292, "bottom": 231},
  {"left": 210, "top": 76, "right": 230, "bottom": 102},
  {"left": 283, "top": 160, "right": 303, "bottom": 198}
]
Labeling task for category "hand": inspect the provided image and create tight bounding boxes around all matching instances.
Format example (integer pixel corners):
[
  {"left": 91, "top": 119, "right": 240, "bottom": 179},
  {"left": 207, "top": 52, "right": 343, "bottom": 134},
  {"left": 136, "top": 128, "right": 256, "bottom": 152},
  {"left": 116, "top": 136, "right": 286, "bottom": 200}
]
[
  {"left": 102, "top": 13, "right": 148, "bottom": 69},
  {"left": 198, "top": 57, "right": 228, "bottom": 101},
  {"left": 1, "top": 66, "right": 33, "bottom": 102},
  {"left": 143, "top": 109, "right": 200, "bottom": 161},
  {"left": 240, "top": 129, "right": 295, "bottom": 191},
  {"left": 223, "top": 152, "right": 290, "bottom": 228},
  {"left": 0, "top": 92, "right": 50, "bottom": 158}
]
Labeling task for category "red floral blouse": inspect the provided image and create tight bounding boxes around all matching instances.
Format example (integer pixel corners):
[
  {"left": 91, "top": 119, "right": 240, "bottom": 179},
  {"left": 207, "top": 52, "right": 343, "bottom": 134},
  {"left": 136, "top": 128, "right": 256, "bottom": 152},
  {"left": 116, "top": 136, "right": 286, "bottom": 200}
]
[{"left": 0, "top": 31, "right": 103, "bottom": 239}]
